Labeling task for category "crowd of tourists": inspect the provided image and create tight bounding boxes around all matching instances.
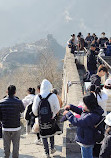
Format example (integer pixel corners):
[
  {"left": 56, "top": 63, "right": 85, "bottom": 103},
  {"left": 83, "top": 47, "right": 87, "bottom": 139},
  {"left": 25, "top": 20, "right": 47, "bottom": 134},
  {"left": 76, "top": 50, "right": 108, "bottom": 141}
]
[
  {"left": 66, "top": 32, "right": 111, "bottom": 158},
  {"left": 0, "top": 32, "right": 111, "bottom": 158},
  {"left": 67, "top": 32, "right": 111, "bottom": 56},
  {"left": 0, "top": 80, "right": 63, "bottom": 158}
]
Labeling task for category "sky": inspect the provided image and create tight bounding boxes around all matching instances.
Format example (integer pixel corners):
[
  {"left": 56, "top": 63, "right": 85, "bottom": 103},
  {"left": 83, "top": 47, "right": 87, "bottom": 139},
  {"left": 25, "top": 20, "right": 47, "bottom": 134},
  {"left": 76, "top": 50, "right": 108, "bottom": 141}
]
[{"left": 0, "top": 0, "right": 111, "bottom": 48}]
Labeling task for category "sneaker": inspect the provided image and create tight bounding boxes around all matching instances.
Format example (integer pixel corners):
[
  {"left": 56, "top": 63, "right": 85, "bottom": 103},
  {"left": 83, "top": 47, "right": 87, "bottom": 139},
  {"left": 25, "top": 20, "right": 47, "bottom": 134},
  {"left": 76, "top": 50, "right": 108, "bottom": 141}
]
[
  {"left": 34, "top": 139, "right": 42, "bottom": 145},
  {"left": 51, "top": 148, "right": 56, "bottom": 154}
]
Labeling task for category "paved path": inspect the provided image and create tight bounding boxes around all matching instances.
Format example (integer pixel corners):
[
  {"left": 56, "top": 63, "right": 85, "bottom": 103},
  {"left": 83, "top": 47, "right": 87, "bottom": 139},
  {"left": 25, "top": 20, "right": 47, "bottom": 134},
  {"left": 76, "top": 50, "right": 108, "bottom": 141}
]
[{"left": 0, "top": 132, "right": 63, "bottom": 158}]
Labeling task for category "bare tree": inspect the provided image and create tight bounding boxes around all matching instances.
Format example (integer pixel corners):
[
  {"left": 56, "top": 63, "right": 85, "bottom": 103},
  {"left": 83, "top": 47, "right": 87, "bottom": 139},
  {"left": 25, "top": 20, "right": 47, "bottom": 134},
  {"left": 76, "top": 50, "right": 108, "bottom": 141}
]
[{"left": 0, "top": 52, "right": 62, "bottom": 99}]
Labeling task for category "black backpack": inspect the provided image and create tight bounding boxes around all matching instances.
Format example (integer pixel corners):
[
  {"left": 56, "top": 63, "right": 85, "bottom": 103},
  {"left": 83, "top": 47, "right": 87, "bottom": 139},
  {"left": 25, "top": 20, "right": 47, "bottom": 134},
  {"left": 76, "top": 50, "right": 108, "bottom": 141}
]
[
  {"left": 38, "top": 93, "right": 53, "bottom": 130},
  {"left": 94, "top": 116, "right": 105, "bottom": 143}
]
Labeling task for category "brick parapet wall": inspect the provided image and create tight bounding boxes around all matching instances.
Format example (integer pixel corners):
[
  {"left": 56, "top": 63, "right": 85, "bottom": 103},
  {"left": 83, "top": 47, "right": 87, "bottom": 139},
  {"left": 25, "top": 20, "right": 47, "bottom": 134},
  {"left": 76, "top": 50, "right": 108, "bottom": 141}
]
[{"left": 62, "top": 47, "right": 83, "bottom": 157}]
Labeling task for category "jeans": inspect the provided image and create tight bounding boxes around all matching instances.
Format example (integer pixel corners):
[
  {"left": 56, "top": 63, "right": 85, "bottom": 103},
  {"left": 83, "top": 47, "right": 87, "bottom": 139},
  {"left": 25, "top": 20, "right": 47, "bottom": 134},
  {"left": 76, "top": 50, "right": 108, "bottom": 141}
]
[
  {"left": 81, "top": 146, "right": 93, "bottom": 158},
  {"left": 2, "top": 130, "right": 21, "bottom": 158},
  {"left": 42, "top": 136, "right": 54, "bottom": 155}
]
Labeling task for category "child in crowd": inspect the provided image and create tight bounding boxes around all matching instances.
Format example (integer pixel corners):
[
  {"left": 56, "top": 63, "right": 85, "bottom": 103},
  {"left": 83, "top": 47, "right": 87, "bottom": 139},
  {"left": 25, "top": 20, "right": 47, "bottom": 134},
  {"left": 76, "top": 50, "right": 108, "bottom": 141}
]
[
  {"left": 63, "top": 94, "right": 104, "bottom": 158},
  {"left": 23, "top": 88, "right": 35, "bottom": 135}
]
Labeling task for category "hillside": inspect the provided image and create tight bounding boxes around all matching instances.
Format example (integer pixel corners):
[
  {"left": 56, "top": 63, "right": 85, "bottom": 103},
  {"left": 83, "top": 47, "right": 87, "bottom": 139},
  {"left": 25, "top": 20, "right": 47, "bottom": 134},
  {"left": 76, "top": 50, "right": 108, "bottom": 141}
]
[{"left": 0, "top": 34, "right": 65, "bottom": 70}]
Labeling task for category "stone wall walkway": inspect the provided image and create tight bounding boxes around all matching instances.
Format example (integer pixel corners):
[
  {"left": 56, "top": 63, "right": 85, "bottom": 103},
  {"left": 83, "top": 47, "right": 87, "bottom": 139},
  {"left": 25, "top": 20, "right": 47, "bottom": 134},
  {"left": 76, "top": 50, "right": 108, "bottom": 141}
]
[
  {"left": 0, "top": 130, "right": 63, "bottom": 158},
  {"left": 0, "top": 114, "right": 64, "bottom": 158}
]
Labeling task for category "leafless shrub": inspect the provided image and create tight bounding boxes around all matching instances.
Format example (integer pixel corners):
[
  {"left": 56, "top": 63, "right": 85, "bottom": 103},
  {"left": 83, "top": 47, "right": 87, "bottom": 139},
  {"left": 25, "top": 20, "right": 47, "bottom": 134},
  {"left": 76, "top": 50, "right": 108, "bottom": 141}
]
[{"left": 0, "top": 52, "right": 62, "bottom": 99}]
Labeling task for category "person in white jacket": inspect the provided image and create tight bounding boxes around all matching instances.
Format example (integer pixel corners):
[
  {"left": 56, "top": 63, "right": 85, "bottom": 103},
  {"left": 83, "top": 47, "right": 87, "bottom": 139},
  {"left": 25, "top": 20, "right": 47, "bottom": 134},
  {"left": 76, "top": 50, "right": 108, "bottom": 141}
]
[
  {"left": 32, "top": 79, "right": 60, "bottom": 158},
  {"left": 22, "top": 88, "right": 35, "bottom": 134},
  {"left": 89, "top": 84, "right": 108, "bottom": 116}
]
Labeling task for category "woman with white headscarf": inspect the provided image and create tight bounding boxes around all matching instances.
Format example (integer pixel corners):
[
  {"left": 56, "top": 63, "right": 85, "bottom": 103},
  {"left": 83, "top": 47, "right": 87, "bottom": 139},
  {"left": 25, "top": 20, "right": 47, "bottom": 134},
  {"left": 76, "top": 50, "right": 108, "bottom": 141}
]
[{"left": 32, "top": 79, "right": 60, "bottom": 158}]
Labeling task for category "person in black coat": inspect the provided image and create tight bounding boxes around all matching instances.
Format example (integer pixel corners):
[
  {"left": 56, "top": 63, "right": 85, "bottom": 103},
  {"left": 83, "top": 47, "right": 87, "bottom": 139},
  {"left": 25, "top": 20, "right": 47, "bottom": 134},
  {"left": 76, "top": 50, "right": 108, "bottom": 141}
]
[{"left": 87, "top": 44, "right": 97, "bottom": 76}]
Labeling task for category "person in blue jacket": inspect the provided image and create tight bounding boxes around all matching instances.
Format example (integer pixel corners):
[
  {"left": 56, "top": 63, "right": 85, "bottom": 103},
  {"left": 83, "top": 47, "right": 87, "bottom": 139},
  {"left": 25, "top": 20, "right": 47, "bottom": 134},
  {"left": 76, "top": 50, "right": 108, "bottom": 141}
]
[{"left": 63, "top": 94, "right": 104, "bottom": 158}]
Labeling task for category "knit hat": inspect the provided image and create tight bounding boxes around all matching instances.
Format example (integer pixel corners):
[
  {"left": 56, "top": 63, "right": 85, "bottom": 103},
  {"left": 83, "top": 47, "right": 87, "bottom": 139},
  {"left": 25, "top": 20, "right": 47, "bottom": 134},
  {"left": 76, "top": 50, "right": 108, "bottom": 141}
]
[{"left": 104, "top": 112, "right": 111, "bottom": 126}]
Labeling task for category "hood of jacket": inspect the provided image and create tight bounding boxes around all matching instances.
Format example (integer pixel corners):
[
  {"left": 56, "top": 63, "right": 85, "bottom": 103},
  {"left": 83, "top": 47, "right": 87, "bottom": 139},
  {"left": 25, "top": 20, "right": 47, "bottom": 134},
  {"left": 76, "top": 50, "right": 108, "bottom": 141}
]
[{"left": 40, "top": 79, "right": 52, "bottom": 98}]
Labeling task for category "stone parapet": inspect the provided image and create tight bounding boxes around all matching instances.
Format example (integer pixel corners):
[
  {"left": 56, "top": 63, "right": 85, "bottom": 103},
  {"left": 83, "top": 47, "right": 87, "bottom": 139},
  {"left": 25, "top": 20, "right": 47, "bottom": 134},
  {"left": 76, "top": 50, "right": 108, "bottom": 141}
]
[{"left": 62, "top": 47, "right": 83, "bottom": 157}]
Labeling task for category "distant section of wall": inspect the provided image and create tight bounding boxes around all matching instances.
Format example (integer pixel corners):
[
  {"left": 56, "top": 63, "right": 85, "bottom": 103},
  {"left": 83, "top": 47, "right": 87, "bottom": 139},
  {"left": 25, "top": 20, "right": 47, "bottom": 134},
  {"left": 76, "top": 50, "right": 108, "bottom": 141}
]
[{"left": 62, "top": 47, "right": 83, "bottom": 158}]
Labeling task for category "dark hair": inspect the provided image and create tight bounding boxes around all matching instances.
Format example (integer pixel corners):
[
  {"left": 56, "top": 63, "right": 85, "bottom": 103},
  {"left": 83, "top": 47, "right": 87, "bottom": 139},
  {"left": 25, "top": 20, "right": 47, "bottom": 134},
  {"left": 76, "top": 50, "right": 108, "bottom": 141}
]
[
  {"left": 90, "top": 84, "right": 101, "bottom": 99},
  {"left": 37, "top": 85, "right": 41, "bottom": 90},
  {"left": 31, "top": 88, "right": 35, "bottom": 95},
  {"left": 98, "top": 65, "right": 108, "bottom": 73},
  {"left": 83, "top": 94, "right": 98, "bottom": 111},
  {"left": 94, "top": 36, "right": 98, "bottom": 41},
  {"left": 71, "top": 34, "right": 75, "bottom": 37},
  {"left": 78, "top": 32, "right": 82, "bottom": 36},
  {"left": 77, "top": 34, "right": 81, "bottom": 38},
  {"left": 102, "top": 32, "right": 105, "bottom": 35},
  {"left": 27, "top": 88, "right": 35, "bottom": 95},
  {"left": 8, "top": 85, "right": 16, "bottom": 97},
  {"left": 52, "top": 88, "right": 58, "bottom": 95}
]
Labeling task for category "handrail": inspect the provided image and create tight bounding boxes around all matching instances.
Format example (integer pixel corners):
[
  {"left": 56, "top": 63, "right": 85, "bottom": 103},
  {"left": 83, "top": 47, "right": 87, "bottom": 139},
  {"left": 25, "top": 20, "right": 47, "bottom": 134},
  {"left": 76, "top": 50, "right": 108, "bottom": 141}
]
[
  {"left": 84, "top": 47, "right": 88, "bottom": 53},
  {"left": 98, "top": 52, "right": 111, "bottom": 70},
  {"left": 84, "top": 47, "right": 111, "bottom": 70}
]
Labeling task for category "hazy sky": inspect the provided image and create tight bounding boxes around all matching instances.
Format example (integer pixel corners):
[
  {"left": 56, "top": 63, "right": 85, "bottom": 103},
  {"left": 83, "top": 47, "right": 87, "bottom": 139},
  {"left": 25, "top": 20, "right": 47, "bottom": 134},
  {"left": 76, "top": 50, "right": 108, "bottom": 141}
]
[{"left": 0, "top": 0, "right": 111, "bottom": 48}]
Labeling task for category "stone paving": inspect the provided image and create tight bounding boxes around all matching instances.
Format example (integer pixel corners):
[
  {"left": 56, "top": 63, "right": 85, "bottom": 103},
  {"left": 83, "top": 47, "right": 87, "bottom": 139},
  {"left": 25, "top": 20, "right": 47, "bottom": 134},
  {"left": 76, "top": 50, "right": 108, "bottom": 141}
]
[{"left": 0, "top": 131, "right": 63, "bottom": 158}]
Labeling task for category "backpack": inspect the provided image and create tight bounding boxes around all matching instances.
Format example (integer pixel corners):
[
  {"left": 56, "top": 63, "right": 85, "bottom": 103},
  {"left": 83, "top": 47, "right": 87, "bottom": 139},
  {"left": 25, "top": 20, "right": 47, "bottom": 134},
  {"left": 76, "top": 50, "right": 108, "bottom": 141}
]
[
  {"left": 38, "top": 93, "right": 53, "bottom": 130},
  {"left": 24, "top": 103, "right": 33, "bottom": 121},
  {"left": 94, "top": 116, "right": 105, "bottom": 143}
]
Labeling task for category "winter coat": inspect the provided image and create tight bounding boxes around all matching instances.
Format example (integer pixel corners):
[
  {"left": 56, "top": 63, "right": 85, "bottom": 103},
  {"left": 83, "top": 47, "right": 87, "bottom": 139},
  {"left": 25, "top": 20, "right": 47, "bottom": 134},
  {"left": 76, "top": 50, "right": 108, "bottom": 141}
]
[
  {"left": 32, "top": 79, "right": 60, "bottom": 138},
  {"left": 87, "top": 50, "right": 97, "bottom": 71},
  {"left": 0, "top": 96, "right": 24, "bottom": 129},
  {"left": 66, "top": 104, "right": 104, "bottom": 145},
  {"left": 22, "top": 94, "right": 35, "bottom": 108},
  {"left": 23, "top": 94, "right": 35, "bottom": 127},
  {"left": 99, "top": 133, "right": 111, "bottom": 158}
]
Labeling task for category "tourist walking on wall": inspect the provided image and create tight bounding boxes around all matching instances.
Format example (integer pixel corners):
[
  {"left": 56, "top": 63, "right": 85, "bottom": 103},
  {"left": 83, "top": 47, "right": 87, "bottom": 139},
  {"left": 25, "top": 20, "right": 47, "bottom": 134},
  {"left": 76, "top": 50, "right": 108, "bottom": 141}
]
[
  {"left": 23, "top": 88, "right": 35, "bottom": 135},
  {"left": 0, "top": 85, "right": 24, "bottom": 158},
  {"left": 63, "top": 94, "right": 104, "bottom": 158},
  {"left": 87, "top": 44, "right": 97, "bottom": 76},
  {"left": 34, "top": 84, "right": 42, "bottom": 145},
  {"left": 52, "top": 88, "right": 63, "bottom": 108},
  {"left": 32, "top": 79, "right": 60, "bottom": 158},
  {"left": 67, "top": 34, "right": 77, "bottom": 54}
]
